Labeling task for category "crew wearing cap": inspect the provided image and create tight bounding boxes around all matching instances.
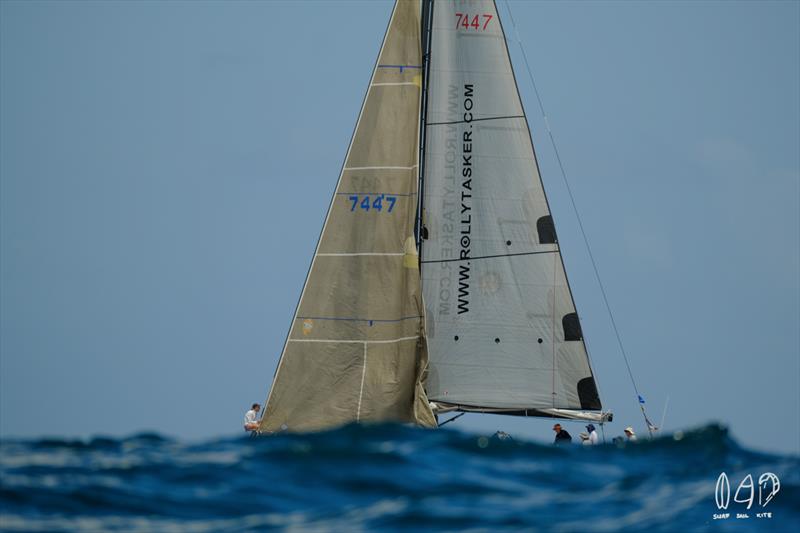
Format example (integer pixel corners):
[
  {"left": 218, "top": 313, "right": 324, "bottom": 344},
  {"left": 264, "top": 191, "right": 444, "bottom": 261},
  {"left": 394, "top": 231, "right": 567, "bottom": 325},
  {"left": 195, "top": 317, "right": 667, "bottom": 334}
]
[
  {"left": 585, "top": 423, "right": 599, "bottom": 445},
  {"left": 552, "top": 423, "right": 572, "bottom": 445},
  {"left": 624, "top": 426, "right": 637, "bottom": 441}
]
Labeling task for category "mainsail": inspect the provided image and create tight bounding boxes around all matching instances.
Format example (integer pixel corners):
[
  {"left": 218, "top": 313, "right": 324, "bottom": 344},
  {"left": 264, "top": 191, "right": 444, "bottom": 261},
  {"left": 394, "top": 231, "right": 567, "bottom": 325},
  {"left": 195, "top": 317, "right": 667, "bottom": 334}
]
[
  {"left": 259, "top": 0, "right": 436, "bottom": 432},
  {"left": 420, "top": 0, "right": 602, "bottom": 415},
  {"left": 260, "top": 0, "right": 607, "bottom": 432}
]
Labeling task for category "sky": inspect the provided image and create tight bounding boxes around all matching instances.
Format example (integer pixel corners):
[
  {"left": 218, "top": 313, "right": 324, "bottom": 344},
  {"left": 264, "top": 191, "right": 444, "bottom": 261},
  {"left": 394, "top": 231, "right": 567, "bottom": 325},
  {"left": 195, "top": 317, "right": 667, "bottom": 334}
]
[{"left": 1, "top": 0, "right": 798, "bottom": 454}]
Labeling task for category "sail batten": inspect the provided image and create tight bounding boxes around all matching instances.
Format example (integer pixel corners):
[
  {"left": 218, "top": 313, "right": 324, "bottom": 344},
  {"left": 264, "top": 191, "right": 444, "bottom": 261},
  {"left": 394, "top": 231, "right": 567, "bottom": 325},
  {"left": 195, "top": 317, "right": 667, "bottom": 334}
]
[
  {"left": 421, "top": 249, "right": 558, "bottom": 264},
  {"left": 427, "top": 115, "right": 525, "bottom": 126}
]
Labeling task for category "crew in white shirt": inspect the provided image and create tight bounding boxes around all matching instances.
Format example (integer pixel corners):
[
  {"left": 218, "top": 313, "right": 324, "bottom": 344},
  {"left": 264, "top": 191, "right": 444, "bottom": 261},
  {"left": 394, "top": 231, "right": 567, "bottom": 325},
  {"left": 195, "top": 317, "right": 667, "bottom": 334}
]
[
  {"left": 585, "top": 424, "right": 599, "bottom": 445},
  {"left": 244, "top": 403, "right": 260, "bottom": 432}
]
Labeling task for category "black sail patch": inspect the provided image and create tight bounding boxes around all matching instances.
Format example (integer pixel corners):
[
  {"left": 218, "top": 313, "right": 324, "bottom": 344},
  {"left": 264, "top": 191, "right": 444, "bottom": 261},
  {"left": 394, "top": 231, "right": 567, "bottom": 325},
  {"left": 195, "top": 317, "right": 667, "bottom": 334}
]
[
  {"left": 562, "top": 313, "right": 583, "bottom": 341},
  {"left": 537, "top": 215, "right": 557, "bottom": 244},
  {"left": 578, "top": 377, "right": 602, "bottom": 410}
]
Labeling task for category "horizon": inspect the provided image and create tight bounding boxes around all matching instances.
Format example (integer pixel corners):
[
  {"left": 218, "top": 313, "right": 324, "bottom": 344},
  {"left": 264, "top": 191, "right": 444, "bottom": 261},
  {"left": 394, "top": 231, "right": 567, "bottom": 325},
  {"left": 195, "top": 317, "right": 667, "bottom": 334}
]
[{"left": 0, "top": 419, "right": 780, "bottom": 458}]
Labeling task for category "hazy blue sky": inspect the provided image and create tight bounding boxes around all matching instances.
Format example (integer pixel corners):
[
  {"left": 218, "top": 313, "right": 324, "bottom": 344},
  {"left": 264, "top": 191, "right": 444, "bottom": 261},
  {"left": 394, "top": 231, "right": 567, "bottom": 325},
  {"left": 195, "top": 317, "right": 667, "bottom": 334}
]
[{"left": 1, "top": 1, "right": 798, "bottom": 454}]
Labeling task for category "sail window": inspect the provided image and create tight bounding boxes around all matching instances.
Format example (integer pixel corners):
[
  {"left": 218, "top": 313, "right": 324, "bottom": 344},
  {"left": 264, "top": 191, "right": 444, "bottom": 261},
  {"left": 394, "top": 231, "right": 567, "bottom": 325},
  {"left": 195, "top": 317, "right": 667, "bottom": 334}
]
[
  {"left": 562, "top": 313, "right": 582, "bottom": 341},
  {"left": 537, "top": 215, "right": 557, "bottom": 244},
  {"left": 577, "top": 377, "right": 601, "bottom": 410}
]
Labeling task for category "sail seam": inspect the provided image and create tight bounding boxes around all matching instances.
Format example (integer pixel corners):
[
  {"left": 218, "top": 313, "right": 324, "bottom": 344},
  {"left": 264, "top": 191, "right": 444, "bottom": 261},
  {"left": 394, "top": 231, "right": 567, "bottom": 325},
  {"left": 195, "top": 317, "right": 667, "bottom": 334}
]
[
  {"left": 289, "top": 336, "right": 419, "bottom": 345},
  {"left": 356, "top": 342, "right": 367, "bottom": 421},
  {"left": 296, "top": 315, "right": 421, "bottom": 323},
  {"left": 337, "top": 191, "right": 417, "bottom": 197},
  {"left": 426, "top": 114, "right": 524, "bottom": 126},
  {"left": 316, "top": 252, "right": 405, "bottom": 257},
  {"left": 344, "top": 165, "right": 418, "bottom": 170},
  {"left": 434, "top": 362, "right": 560, "bottom": 371},
  {"left": 371, "top": 82, "right": 419, "bottom": 87},
  {"left": 421, "top": 249, "right": 557, "bottom": 264},
  {"left": 378, "top": 64, "right": 423, "bottom": 70}
]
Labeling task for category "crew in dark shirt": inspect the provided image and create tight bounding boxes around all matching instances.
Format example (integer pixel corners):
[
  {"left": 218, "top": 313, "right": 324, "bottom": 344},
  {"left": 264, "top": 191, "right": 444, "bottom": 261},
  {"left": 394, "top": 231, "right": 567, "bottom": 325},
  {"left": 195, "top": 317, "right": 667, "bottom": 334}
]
[{"left": 552, "top": 423, "right": 572, "bottom": 445}]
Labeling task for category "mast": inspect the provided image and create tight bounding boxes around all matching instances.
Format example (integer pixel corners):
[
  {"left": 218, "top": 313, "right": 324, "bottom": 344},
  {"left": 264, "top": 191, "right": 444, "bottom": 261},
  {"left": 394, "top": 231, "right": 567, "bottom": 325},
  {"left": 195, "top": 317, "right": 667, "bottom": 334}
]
[{"left": 416, "top": 0, "right": 435, "bottom": 260}]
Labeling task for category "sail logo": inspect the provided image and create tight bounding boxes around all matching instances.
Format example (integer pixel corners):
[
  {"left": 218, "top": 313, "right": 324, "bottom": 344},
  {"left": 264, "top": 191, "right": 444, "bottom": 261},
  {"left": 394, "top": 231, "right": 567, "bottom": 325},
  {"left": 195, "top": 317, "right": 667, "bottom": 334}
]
[
  {"left": 458, "top": 84, "right": 474, "bottom": 315},
  {"left": 713, "top": 472, "right": 779, "bottom": 521}
]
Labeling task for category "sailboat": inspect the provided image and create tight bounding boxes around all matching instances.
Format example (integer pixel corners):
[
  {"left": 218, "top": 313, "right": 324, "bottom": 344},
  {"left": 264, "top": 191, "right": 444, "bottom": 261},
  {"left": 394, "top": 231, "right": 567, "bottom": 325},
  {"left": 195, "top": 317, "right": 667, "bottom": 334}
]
[{"left": 259, "top": 0, "right": 612, "bottom": 434}]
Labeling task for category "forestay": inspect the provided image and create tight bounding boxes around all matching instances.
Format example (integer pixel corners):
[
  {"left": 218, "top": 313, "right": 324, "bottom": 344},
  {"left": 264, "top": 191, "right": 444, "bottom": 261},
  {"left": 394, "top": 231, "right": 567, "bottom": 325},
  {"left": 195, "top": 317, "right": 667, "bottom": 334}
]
[
  {"left": 260, "top": 0, "right": 436, "bottom": 432},
  {"left": 420, "top": 0, "right": 602, "bottom": 413}
]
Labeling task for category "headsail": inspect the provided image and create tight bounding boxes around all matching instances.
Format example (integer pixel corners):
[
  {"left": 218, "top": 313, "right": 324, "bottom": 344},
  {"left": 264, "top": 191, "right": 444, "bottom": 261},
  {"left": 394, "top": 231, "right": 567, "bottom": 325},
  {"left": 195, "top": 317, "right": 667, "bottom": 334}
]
[
  {"left": 420, "top": 0, "right": 603, "bottom": 415},
  {"left": 260, "top": 0, "right": 436, "bottom": 432}
]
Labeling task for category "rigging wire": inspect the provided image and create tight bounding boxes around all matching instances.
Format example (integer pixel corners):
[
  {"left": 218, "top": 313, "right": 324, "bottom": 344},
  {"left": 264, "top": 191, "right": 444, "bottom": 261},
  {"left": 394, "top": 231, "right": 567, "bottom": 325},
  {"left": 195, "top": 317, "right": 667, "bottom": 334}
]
[
  {"left": 502, "top": 0, "right": 654, "bottom": 438},
  {"left": 659, "top": 395, "right": 671, "bottom": 433},
  {"left": 439, "top": 412, "right": 466, "bottom": 427}
]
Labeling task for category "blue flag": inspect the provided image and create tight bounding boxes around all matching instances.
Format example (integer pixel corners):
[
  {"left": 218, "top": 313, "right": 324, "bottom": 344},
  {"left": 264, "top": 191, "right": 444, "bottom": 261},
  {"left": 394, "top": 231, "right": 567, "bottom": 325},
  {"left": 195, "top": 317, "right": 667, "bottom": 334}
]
[{"left": 638, "top": 395, "right": 645, "bottom": 404}]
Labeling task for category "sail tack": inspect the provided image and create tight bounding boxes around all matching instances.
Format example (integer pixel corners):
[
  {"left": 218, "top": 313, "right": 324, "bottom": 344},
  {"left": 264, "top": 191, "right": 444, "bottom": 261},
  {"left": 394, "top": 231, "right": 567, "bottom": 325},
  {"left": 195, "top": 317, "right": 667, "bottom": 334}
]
[
  {"left": 260, "top": 0, "right": 436, "bottom": 432},
  {"left": 420, "top": 0, "right": 602, "bottom": 413}
]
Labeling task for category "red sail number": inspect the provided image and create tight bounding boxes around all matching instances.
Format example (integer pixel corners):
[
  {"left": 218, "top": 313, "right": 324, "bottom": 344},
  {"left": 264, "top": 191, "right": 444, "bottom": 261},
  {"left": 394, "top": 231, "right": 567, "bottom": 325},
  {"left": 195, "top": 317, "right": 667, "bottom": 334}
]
[{"left": 455, "top": 13, "right": 493, "bottom": 31}]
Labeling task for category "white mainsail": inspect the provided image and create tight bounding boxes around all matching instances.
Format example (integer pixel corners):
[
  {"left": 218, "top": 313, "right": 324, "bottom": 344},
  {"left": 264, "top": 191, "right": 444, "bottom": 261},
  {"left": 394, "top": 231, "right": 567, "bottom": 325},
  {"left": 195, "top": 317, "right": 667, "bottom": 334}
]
[{"left": 420, "top": 0, "right": 603, "bottom": 415}]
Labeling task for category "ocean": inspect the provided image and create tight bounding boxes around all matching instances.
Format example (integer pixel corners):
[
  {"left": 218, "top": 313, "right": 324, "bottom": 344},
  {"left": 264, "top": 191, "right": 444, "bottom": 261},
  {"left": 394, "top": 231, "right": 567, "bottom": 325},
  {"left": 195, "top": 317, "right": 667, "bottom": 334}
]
[{"left": 1, "top": 423, "right": 797, "bottom": 532}]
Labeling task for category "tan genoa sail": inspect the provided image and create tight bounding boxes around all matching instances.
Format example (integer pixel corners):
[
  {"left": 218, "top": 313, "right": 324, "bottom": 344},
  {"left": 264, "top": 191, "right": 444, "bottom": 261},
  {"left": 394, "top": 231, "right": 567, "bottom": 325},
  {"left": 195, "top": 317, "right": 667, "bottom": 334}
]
[{"left": 259, "top": 0, "right": 436, "bottom": 433}]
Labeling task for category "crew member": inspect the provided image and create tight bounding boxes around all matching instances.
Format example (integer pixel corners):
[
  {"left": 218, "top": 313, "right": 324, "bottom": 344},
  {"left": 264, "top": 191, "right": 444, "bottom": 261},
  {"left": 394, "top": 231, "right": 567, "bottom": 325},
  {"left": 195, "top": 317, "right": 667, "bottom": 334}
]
[
  {"left": 585, "top": 423, "right": 599, "bottom": 445},
  {"left": 552, "top": 423, "right": 572, "bottom": 445},
  {"left": 244, "top": 403, "right": 260, "bottom": 432}
]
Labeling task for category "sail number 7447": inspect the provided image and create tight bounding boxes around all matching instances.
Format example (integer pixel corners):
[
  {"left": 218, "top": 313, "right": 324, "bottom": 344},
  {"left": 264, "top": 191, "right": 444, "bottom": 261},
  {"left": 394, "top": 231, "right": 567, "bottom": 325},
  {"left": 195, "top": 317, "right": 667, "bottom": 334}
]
[
  {"left": 348, "top": 194, "right": 397, "bottom": 213},
  {"left": 455, "top": 13, "right": 493, "bottom": 31}
]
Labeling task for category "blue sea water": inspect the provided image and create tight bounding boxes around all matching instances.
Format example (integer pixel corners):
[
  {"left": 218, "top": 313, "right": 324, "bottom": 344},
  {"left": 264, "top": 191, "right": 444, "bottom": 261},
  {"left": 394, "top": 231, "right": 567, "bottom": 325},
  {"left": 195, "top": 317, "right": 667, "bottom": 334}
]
[{"left": 1, "top": 423, "right": 797, "bottom": 532}]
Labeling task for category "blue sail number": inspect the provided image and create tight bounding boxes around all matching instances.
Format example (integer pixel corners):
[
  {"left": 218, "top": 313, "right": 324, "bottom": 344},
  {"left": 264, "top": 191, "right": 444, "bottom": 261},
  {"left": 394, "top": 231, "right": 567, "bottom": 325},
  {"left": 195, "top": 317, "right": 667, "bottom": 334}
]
[{"left": 348, "top": 194, "right": 397, "bottom": 213}]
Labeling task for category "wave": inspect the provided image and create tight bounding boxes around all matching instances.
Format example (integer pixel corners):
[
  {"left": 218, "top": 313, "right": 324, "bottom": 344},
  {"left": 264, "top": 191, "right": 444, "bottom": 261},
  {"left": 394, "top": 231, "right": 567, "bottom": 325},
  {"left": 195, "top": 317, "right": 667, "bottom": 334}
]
[{"left": 1, "top": 423, "right": 798, "bottom": 532}]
